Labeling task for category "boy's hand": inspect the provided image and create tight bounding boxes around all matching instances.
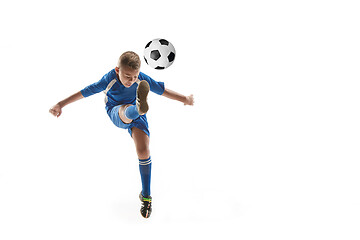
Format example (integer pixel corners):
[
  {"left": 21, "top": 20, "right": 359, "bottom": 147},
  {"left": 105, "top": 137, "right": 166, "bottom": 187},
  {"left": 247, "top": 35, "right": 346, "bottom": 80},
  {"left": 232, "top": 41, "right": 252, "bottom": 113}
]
[
  {"left": 162, "top": 88, "right": 194, "bottom": 106},
  {"left": 184, "top": 94, "right": 194, "bottom": 106},
  {"left": 49, "top": 104, "right": 62, "bottom": 117}
]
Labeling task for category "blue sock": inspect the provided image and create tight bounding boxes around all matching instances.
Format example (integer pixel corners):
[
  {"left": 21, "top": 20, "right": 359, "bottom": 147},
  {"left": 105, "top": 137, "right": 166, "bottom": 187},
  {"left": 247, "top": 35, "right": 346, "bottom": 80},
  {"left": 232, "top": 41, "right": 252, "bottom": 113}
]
[
  {"left": 139, "top": 157, "right": 152, "bottom": 197},
  {"left": 125, "top": 105, "right": 139, "bottom": 120}
]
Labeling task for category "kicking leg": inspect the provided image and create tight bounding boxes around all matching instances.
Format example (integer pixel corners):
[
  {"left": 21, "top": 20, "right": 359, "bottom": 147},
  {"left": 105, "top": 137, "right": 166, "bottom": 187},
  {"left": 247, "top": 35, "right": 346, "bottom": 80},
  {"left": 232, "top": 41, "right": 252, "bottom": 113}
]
[
  {"left": 118, "top": 80, "right": 150, "bottom": 124},
  {"left": 118, "top": 104, "right": 133, "bottom": 124}
]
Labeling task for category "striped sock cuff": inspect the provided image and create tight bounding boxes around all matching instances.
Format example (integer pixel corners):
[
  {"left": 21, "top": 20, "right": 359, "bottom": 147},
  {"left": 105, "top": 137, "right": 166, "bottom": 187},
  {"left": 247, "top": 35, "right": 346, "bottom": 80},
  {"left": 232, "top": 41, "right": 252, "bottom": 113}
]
[{"left": 139, "top": 157, "right": 151, "bottom": 166}]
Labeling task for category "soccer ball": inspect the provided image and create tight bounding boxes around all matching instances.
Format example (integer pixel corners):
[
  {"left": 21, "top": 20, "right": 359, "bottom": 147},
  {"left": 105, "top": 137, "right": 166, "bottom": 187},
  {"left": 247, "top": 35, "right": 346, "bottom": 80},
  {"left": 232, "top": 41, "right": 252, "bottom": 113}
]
[{"left": 143, "top": 38, "right": 176, "bottom": 70}]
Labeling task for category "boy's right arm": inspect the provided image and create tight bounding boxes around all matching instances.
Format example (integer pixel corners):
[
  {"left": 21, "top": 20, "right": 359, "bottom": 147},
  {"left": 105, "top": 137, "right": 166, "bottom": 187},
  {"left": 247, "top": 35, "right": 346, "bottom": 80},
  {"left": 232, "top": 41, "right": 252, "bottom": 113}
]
[
  {"left": 49, "top": 69, "right": 116, "bottom": 117},
  {"left": 49, "top": 91, "right": 84, "bottom": 117}
]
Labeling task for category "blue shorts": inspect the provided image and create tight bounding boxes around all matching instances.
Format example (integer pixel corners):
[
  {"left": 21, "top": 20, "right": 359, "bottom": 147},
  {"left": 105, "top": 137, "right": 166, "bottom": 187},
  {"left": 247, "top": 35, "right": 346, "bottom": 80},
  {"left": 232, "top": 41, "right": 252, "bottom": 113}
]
[{"left": 107, "top": 105, "right": 150, "bottom": 137}]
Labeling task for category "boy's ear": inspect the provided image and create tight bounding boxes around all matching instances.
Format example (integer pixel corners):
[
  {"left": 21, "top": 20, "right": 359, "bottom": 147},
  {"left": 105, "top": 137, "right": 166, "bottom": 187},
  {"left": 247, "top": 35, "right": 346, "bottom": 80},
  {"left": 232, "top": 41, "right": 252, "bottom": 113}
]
[{"left": 115, "top": 67, "right": 119, "bottom": 73}]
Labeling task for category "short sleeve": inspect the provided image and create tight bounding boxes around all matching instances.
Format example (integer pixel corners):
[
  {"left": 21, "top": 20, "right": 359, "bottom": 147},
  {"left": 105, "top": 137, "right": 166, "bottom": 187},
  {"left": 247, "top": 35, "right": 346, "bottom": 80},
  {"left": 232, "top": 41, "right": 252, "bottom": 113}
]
[
  {"left": 81, "top": 69, "right": 115, "bottom": 97},
  {"left": 138, "top": 72, "right": 165, "bottom": 95}
]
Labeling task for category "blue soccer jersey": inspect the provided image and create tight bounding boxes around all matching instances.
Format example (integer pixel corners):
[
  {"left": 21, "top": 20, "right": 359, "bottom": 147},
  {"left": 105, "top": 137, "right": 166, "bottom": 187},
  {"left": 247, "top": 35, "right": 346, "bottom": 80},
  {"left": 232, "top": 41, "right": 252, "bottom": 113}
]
[
  {"left": 80, "top": 69, "right": 165, "bottom": 136},
  {"left": 81, "top": 69, "right": 165, "bottom": 111}
]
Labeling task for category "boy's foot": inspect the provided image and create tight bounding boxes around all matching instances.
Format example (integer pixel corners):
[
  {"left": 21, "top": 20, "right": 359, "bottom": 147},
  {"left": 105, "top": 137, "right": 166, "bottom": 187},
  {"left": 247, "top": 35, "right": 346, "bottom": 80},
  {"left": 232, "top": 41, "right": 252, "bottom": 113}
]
[
  {"left": 136, "top": 80, "right": 150, "bottom": 115},
  {"left": 139, "top": 192, "right": 152, "bottom": 218}
]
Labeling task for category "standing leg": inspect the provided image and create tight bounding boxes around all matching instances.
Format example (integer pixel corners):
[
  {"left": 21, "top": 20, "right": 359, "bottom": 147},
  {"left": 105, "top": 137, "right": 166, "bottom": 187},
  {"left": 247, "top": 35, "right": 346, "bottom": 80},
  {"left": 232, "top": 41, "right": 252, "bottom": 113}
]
[
  {"left": 132, "top": 127, "right": 151, "bottom": 195},
  {"left": 132, "top": 127, "right": 150, "bottom": 160},
  {"left": 132, "top": 127, "right": 152, "bottom": 218}
]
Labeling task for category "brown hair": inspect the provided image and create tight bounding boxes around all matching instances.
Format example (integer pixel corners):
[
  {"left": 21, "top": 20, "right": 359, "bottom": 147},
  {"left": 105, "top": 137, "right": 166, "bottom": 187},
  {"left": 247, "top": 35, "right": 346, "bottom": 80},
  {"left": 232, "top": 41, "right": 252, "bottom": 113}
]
[{"left": 117, "top": 51, "right": 141, "bottom": 70}]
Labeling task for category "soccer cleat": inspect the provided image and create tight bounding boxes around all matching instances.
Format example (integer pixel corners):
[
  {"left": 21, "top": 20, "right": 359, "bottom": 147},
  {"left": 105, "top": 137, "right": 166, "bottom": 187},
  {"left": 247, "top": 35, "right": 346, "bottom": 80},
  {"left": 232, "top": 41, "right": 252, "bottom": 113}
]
[
  {"left": 139, "top": 192, "right": 152, "bottom": 218},
  {"left": 136, "top": 80, "right": 150, "bottom": 115}
]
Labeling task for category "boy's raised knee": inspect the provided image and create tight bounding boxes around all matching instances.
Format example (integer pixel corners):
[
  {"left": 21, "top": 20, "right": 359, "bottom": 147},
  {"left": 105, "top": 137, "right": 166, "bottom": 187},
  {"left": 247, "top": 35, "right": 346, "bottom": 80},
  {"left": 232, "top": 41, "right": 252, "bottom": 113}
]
[{"left": 118, "top": 104, "right": 133, "bottom": 124}]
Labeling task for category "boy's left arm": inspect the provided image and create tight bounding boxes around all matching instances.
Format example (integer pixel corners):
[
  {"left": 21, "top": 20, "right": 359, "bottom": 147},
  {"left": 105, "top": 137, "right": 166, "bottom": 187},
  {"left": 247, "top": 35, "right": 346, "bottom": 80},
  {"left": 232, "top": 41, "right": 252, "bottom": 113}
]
[{"left": 162, "top": 88, "right": 194, "bottom": 106}]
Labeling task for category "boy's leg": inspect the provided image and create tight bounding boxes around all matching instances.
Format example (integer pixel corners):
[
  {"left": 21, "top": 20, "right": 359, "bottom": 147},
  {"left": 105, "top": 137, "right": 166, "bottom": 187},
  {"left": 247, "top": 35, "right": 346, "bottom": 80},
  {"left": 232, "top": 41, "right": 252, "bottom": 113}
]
[
  {"left": 118, "top": 104, "right": 133, "bottom": 124},
  {"left": 132, "top": 127, "right": 151, "bottom": 195},
  {"left": 132, "top": 127, "right": 152, "bottom": 218},
  {"left": 118, "top": 103, "right": 142, "bottom": 123},
  {"left": 132, "top": 127, "right": 150, "bottom": 159},
  {"left": 118, "top": 80, "right": 150, "bottom": 124}
]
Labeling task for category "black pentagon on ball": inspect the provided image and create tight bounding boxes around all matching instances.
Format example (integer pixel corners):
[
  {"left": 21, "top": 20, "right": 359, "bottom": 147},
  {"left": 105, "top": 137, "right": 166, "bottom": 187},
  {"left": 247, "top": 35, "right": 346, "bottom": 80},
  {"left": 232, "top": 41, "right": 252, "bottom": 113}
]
[
  {"left": 145, "top": 41, "right": 152, "bottom": 48},
  {"left": 167, "top": 52, "right": 175, "bottom": 62},
  {"left": 159, "top": 39, "right": 169, "bottom": 45},
  {"left": 150, "top": 50, "right": 161, "bottom": 61},
  {"left": 155, "top": 66, "right": 165, "bottom": 70}
]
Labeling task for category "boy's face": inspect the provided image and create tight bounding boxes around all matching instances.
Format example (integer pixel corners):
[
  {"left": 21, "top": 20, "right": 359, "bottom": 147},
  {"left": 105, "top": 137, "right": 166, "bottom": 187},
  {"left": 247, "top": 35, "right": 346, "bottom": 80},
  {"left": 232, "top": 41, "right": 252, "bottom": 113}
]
[{"left": 115, "top": 66, "right": 140, "bottom": 88}]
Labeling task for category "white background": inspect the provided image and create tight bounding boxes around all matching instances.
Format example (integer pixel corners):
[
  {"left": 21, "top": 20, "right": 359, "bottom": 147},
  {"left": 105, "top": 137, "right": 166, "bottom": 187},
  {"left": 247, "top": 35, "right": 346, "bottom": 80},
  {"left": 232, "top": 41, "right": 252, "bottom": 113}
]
[{"left": 1, "top": 0, "right": 359, "bottom": 239}]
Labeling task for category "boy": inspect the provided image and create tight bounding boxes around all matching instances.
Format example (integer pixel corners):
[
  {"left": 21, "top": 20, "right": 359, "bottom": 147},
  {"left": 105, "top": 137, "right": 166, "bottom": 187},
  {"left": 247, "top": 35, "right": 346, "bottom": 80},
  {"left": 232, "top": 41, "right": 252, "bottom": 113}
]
[{"left": 49, "top": 51, "right": 194, "bottom": 218}]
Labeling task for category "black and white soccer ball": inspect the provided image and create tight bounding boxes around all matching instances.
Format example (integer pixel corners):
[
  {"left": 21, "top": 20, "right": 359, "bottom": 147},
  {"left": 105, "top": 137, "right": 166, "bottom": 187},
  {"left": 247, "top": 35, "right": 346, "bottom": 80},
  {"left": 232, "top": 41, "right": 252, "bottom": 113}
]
[{"left": 143, "top": 38, "right": 176, "bottom": 70}]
